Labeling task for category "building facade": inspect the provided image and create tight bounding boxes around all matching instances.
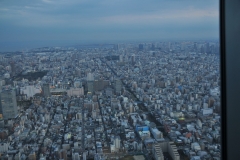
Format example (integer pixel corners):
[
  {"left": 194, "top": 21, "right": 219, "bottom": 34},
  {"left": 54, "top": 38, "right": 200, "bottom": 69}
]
[
  {"left": 0, "top": 89, "right": 18, "bottom": 120},
  {"left": 42, "top": 83, "right": 51, "bottom": 97}
]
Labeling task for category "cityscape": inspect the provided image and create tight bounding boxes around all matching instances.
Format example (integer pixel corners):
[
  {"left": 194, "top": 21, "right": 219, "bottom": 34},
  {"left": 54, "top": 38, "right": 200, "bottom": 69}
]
[
  {"left": 0, "top": 41, "right": 221, "bottom": 160},
  {"left": 0, "top": 0, "right": 220, "bottom": 159}
]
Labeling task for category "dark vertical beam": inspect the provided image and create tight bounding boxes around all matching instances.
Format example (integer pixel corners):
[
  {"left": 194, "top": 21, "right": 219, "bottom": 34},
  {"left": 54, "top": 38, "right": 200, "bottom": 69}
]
[{"left": 221, "top": 0, "right": 240, "bottom": 159}]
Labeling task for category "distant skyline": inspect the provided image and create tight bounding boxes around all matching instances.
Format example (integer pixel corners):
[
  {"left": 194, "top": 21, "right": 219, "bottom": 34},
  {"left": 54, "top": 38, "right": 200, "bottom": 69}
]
[{"left": 0, "top": 0, "right": 219, "bottom": 52}]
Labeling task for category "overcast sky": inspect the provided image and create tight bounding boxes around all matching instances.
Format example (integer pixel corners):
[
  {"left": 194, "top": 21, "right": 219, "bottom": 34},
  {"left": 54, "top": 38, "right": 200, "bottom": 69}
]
[{"left": 0, "top": 0, "right": 219, "bottom": 51}]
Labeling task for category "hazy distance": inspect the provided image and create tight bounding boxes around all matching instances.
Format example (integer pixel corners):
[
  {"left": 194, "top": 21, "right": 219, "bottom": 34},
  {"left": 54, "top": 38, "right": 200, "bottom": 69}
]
[{"left": 0, "top": 0, "right": 219, "bottom": 52}]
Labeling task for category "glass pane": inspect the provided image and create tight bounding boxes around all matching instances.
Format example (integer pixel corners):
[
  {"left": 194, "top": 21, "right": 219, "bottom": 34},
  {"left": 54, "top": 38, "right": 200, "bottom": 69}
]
[{"left": 0, "top": 0, "right": 220, "bottom": 160}]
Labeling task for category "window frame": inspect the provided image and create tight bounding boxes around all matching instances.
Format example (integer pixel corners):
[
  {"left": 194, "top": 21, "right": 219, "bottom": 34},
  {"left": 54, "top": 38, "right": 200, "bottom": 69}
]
[{"left": 220, "top": 0, "right": 240, "bottom": 159}]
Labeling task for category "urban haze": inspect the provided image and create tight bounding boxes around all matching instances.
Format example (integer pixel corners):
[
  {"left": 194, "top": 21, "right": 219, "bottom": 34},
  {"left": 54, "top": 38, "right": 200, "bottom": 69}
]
[{"left": 0, "top": 0, "right": 220, "bottom": 160}]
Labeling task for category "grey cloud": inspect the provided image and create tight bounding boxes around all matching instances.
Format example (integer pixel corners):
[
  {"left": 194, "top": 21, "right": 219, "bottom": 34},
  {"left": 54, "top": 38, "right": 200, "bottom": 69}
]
[{"left": 0, "top": 0, "right": 219, "bottom": 51}]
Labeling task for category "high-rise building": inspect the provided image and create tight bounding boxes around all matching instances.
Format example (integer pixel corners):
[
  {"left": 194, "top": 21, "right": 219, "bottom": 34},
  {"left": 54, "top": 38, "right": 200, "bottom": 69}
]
[
  {"left": 42, "top": 84, "right": 50, "bottom": 97},
  {"left": 119, "top": 55, "right": 123, "bottom": 62},
  {"left": 10, "top": 61, "right": 16, "bottom": 76},
  {"left": 105, "top": 88, "right": 113, "bottom": 97},
  {"left": 73, "top": 153, "right": 80, "bottom": 160},
  {"left": 194, "top": 42, "right": 197, "bottom": 51},
  {"left": 115, "top": 79, "right": 122, "bottom": 94},
  {"left": 87, "top": 73, "right": 94, "bottom": 93},
  {"left": 83, "top": 152, "right": 87, "bottom": 160},
  {"left": 87, "top": 73, "right": 94, "bottom": 81},
  {"left": 168, "top": 42, "right": 171, "bottom": 51},
  {"left": 114, "top": 44, "right": 119, "bottom": 51},
  {"left": 139, "top": 44, "right": 144, "bottom": 51},
  {"left": 87, "top": 81, "right": 94, "bottom": 93},
  {"left": 0, "top": 88, "right": 18, "bottom": 120},
  {"left": 93, "top": 80, "right": 109, "bottom": 91},
  {"left": 151, "top": 43, "right": 155, "bottom": 50},
  {"left": 115, "top": 136, "right": 121, "bottom": 150}
]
